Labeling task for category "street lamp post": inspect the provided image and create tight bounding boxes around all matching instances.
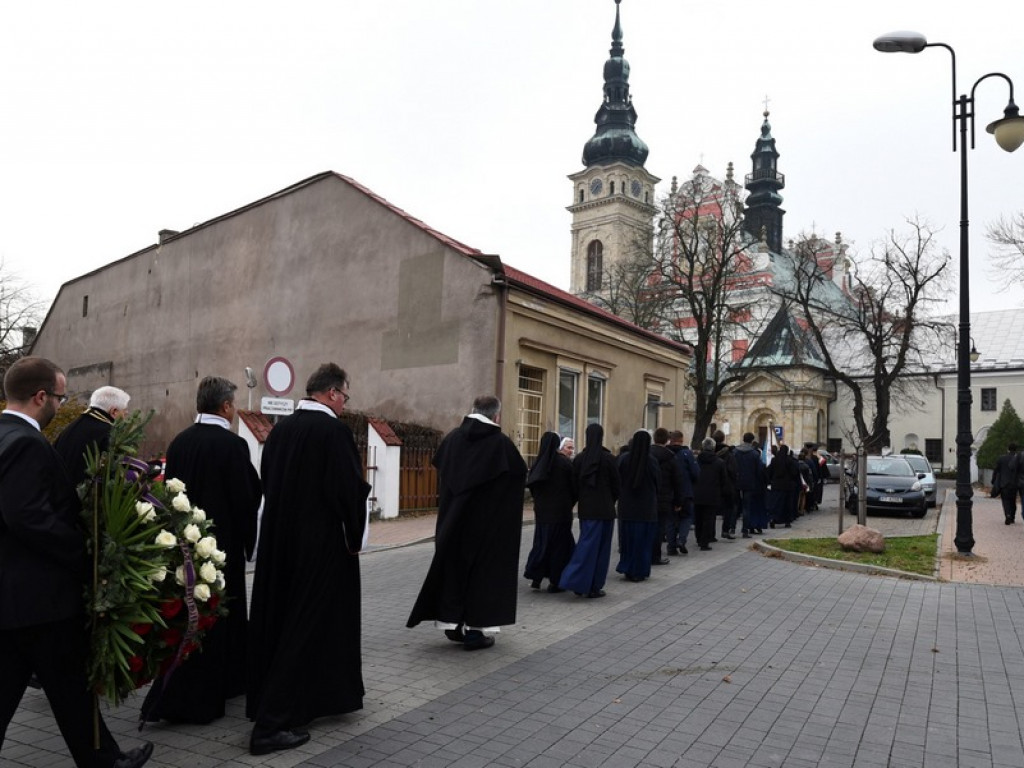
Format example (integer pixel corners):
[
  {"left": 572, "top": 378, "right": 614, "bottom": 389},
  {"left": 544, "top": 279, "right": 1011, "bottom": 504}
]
[{"left": 874, "top": 31, "right": 1024, "bottom": 554}]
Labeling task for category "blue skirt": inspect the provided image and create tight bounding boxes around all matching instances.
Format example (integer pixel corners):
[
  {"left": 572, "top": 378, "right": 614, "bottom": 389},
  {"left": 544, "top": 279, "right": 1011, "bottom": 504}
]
[{"left": 558, "top": 519, "right": 614, "bottom": 594}]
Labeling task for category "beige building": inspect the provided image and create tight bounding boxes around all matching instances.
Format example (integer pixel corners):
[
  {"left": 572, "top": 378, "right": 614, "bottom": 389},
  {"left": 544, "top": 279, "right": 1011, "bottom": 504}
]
[{"left": 31, "top": 172, "right": 692, "bottom": 459}]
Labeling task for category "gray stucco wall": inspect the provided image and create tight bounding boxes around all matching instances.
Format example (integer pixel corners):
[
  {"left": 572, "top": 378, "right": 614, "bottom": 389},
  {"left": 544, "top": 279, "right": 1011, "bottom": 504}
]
[{"left": 32, "top": 175, "right": 499, "bottom": 451}]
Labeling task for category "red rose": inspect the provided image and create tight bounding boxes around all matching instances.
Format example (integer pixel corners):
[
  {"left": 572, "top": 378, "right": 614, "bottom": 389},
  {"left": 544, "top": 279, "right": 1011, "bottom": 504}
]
[
  {"left": 181, "top": 641, "right": 199, "bottom": 658},
  {"left": 198, "top": 614, "right": 218, "bottom": 631},
  {"left": 160, "top": 599, "right": 183, "bottom": 619},
  {"left": 128, "top": 656, "right": 144, "bottom": 673},
  {"left": 208, "top": 594, "right": 220, "bottom": 611},
  {"left": 130, "top": 623, "right": 152, "bottom": 636},
  {"left": 160, "top": 627, "right": 182, "bottom": 647}
]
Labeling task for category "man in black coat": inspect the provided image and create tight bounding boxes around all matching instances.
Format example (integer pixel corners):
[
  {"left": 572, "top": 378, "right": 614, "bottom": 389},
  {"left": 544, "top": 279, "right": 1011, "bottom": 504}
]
[
  {"left": 666, "top": 431, "right": 699, "bottom": 555},
  {"left": 54, "top": 385, "right": 130, "bottom": 486},
  {"left": 993, "top": 443, "right": 1022, "bottom": 524},
  {"left": 0, "top": 357, "right": 152, "bottom": 768},
  {"left": 142, "top": 376, "right": 261, "bottom": 725},
  {"left": 407, "top": 395, "right": 526, "bottom": 649},
  {"left": 247, "top": 364, "right": 370, "bottom": 755},
  {"left": 693, "top": 437, "right": 731, "bottom": 551}
]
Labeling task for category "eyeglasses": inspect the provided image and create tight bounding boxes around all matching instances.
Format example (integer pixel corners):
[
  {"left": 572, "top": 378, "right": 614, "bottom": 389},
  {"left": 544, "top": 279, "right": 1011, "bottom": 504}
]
[
  {"left": 45, "top": 391, "right": 69, "bottom": 406},
  {"left": 331, "top": 388, "right": 350, "bottom": 404}
]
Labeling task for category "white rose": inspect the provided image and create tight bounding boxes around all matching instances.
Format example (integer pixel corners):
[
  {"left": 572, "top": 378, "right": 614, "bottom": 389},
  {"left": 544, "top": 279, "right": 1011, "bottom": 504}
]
[
  {"left": 183, "top": 523, "right": 201, "bottom": 543},
  {"left": 193, "top": 583, "right": 212, "bottom": 602},
  {"left": 172, "top": 493, "right": 192, "bottom": 513},
  {"left": 135, "top": 501, "right": 156, "bottom": 522},
  {"left": 155, "top": 530, "right": 177, "bottom": 548},
  {"left": 199, "top": 561, "right": 218, "bottom": 583},
  {"left": 191, "top": 508, "right": 207, "bottom": 523},
  {"left": 148, "top": 566, "right": 167, "bottom": 583},
  {"left": 166, "top": 478, "right": 186, "bottom": 494},
  {"left": 175, "top": 565, "right": 186, "bottom": 585},
  {"left": 212, "top": 549, "right": 227, "bottom": 567},
  {"left": 195, "top": 536, "right": 217, "bottom": 559}
]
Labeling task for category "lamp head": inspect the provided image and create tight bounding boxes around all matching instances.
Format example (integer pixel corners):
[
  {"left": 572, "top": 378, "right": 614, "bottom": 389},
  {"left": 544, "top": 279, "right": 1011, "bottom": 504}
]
[
  {"left": 873, "top": 31, "right": 928, "bottom": 53},
  {"left": 986, "top": 100, "right": 1024, "bottom": 152}
]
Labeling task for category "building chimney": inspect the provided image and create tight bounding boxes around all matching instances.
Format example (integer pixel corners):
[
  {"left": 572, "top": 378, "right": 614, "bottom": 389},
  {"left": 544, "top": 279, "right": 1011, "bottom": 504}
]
[
  {"left": 20, "top": 326, "right": 37, "bottom": 350},
  {"left": 158, "top": 229, "right": 180, "bottom": 244}
]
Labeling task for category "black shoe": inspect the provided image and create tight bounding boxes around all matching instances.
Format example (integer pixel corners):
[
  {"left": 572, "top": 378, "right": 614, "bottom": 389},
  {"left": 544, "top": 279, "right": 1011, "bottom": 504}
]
[
  {"left": 680, "top": 546, "right": 688, "bottom": 554},
  {"left": 547, "top": 585, "right": 565, "bottom": 593},
  {"left": 463, "top": 630, "right": 495, "bottom": 650},
  {"left": 666, "top": 548, "right": 679, "bottom": 555},
  {"left": 26, "top": 673, "right": 41, "bottom": 690},
  {"left": 1006, "top": 518, "right": 1014, "bottom": 525},
  {"left": 530, "top": 579, "right": 542, "bottom": 589},
  {"left": 113, "top": 743, "right": 154, "bottom": 768},
  {"left": 444, "top": 626, "right": 466, "bottom": 642},
  {"left": 699, "top": 545, "right": 712, "bottom": 551},
  {"left": 784, "top": 523, "right": 792, "bottom": 528},
  {"left": 721, "top": 533, "right": 735, "bottom": 540},
  {"left": 769, "top": 522, "right": 776, "bottom": 529},
  {"left": 652, "top": 558, "right": 670, "bottom": 565},
  {"left": 250, "top": 729, "right": 310, "bottom": 756},
  {"left": 742, "top": 532, "right": 751, "bottom": 538},
  {"left": 587, "top": 590, "right": 606, "bottom": 598},
  {"left": 709, "top": 537, "right": 719, "bottom": 543}
]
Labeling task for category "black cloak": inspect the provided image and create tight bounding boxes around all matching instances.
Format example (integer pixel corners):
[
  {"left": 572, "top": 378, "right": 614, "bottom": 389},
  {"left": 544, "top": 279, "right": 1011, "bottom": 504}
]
[
  {"left": 246, "top": 409, "right": 370, "bottom": 731},
  {"left": 407, "top": 416, "right": 527, "bottom": 629},
  {"left": 141, "top": 422, "right": 262, "bottom": 724},
  {"left": 53, "top": 406, "right": 115, "bottom": 487}
]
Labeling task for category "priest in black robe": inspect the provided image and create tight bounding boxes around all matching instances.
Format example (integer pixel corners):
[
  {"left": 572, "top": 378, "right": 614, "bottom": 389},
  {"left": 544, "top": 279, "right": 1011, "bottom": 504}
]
[
  {"left": 407, "top": 395, "right": 526, "bottom": 650},
  {"left": 53, "top": 385, "right": 130, "bottom": 486},
  {"left": 246, "top": 363, "right": 369, "bottom": 756},
  {"left": 141, "top": 376, "right": 261, "bottom": 725}
]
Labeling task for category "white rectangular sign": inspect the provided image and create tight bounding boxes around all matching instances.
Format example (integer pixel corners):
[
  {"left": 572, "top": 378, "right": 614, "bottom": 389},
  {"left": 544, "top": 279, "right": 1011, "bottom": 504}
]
[{"left": 261, "top": 396, "right": 295, "bottom": 415}]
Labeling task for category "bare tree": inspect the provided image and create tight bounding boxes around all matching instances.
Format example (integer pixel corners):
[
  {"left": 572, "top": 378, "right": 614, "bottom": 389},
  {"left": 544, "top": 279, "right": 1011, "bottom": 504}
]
[
  {"left": 986, "top": 212, "right": 1024, "bottom": 292},
  {"left": 778, "top": 217, "right": 952, "bottom": 453},
  {"left": 0, "top": 259, "right": 45, "bottom": 384},
  {"left": 581, "top": 251, "right": 676, "bottom": 332},
  {"left": 653, "top": 172, "right": 765, "bottom": 446}
]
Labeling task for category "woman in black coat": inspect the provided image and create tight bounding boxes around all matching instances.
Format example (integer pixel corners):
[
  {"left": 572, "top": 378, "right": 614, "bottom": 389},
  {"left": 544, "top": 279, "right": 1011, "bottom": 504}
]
[
  {"left": 524, "top": 432, "right": 577, "bottom": 593},
  {"left": 693, "top": 437, "right": 731, "bottom": 550},
  {"left": 614, "top": 430, "right": 661, "bottom": 582},
  {"left": 767, "top": 444, "right": 800, "bottom": 527},
  {"left": 558, "top": 424, "right": 620, "bottom": 598}
]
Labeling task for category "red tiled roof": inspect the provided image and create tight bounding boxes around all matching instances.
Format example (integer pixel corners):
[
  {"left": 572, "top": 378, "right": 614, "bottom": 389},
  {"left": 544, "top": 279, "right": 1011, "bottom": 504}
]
[
  {"left": 366, "top": 416, "right": 403, "bottom": 447},
  {"left": 501, "top": 266, "right": 693, "bottom": 355},
  {"left": 237, "top": 409, "right": 274, "bottom": 444}
]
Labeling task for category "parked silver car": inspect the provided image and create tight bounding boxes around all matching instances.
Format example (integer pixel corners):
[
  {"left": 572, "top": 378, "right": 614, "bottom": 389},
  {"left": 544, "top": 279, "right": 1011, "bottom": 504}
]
[
  {"left": 902, "top": 454, "right": 938, "bottom": 508},
  {"left": 818, "top": 450, "right": 843, "bottom": 482}
]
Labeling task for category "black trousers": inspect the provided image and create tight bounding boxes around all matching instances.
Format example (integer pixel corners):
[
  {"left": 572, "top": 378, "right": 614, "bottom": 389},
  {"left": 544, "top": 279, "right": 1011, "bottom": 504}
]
[
  {"left": 1001, "top": 487, "right": 1023, "bottom": 520},
  {"left": 0, "top": 616, "right": 121, "bottom": 768},
  {"left": 694, "top": 504, "right": 717, "bottom": 546}
]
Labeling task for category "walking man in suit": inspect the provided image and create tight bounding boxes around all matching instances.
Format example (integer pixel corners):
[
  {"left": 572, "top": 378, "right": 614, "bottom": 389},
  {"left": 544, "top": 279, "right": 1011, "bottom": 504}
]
[
  {"left": 993, "top": 443, "right": 1022, "bottom": 524},
  {"left": 0, "top": 356, "right": 152, "bottom": 768}
]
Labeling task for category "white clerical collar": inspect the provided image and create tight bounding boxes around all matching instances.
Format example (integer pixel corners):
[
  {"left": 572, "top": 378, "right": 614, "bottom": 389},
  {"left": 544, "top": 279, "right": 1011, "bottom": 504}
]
[
  {"left": 466, "top": 412, "right": 498, "bottom": 427},
  {"left": 297, "top": 399, "right": 336, "bottom": 417},
  {"left": 2, "top": 409, "right": 40, "bottom": 431},
  {"left": 195, "top": 413, "right": 231, "bottom": 429}
]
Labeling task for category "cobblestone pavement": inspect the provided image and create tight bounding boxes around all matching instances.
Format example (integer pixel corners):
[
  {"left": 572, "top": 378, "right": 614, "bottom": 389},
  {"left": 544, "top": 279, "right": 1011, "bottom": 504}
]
[{"left": 8, "top": 484, "right": 1024, "bottom": 767}]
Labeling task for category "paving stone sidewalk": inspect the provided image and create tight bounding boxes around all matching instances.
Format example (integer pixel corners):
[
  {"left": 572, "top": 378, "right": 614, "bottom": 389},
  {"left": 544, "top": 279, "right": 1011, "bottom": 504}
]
[{"left": 8, "top": 485, "right": 1024, "bottom": 767}]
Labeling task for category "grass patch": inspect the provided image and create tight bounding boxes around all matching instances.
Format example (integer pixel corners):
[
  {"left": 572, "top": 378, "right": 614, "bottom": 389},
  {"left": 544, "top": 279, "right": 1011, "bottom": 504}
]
[{"left": 763, "top": 534, "right": 939, "bottom": 577}]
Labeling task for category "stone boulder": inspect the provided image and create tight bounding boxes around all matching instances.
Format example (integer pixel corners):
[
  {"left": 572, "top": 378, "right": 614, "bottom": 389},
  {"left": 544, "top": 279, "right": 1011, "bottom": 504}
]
[{"left": 837, "top": 524, "right": 885, "bottom": 553}]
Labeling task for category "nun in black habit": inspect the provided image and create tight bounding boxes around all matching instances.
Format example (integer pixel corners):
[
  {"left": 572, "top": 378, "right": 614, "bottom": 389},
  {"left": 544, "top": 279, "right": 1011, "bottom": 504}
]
[
  {"left": 523, "top": 431, "right": 577, "bottom": 593},
  {"left": 558, "top": 423, "right": 620, "bottom": 598},
  {"left": 406, "top": 396, "right": 527, "bottom": 650},
  {"left": 615, "top": 430, "right": 660, "bottom": 582}
]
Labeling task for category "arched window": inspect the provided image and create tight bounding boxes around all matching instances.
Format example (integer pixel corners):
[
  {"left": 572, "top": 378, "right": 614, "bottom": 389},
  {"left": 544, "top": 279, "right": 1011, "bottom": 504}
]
[
  {"left": 586, "top": 240, "right": 603, "bottom": 292},
  {"left": 578, "top": 188, "right": 585, "bottom": 203}
]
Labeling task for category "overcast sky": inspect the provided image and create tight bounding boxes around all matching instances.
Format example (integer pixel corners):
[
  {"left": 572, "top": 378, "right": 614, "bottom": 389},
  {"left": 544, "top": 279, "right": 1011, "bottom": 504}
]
[{"left": 2, "top": 0, "right": 1022, "bottom": 331}]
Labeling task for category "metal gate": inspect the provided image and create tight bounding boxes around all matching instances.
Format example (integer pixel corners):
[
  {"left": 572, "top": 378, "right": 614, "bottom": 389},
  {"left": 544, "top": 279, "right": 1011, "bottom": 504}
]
[{"left": 398, "top": 445, "right": 438, "bottom": 511}]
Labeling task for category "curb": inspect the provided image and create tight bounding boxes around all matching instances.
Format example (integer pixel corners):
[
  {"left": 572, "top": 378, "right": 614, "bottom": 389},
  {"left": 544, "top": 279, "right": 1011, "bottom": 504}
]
[{"left": 750, "top": 539, "right": 938, "bottom": 582}]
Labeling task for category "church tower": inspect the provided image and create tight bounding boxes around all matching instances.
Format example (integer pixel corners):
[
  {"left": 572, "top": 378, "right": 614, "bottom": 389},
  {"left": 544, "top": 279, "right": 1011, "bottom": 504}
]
[
  {"left": 568, "top": 0, "right": 660, "bottom": 296},
  {"left": 742, "top": 110, "right": 785, "bottom": 253}
]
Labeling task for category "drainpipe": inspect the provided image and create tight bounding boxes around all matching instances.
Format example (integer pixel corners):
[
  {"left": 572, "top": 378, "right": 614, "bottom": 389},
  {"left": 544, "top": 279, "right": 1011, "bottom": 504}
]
[
  {"left": 934, "top": 371, "right": 946, "bottom": 470},
  {"left": 492, "top": 273, "right": 508, "bottom": 402}
]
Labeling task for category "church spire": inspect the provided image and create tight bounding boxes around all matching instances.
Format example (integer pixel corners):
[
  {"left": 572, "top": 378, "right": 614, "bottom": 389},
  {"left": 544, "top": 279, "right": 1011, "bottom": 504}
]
[
  {"left": 743, "top": 109, "right": 786, "bottom": 253},
  {"left": 581, "top": 0, "right": 649, "bottom": 168}
]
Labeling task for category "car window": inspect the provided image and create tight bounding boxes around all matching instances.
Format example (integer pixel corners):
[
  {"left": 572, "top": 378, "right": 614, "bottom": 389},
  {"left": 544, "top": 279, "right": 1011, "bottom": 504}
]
[
  {"left": 865, "top": 458, "right": 914, "bottom": 477},
  {"left": 904, "top": 456, "right": 930, "bottom": 473}
]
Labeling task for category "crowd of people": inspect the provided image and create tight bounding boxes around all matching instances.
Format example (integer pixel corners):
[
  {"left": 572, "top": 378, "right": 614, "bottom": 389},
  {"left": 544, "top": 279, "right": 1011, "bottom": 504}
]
[
  {"left": 522, "top": 426, "right": 831, "bottom": 588},
  {"left": 2, "top": 359, "right": 835, "bottom": 766}
]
